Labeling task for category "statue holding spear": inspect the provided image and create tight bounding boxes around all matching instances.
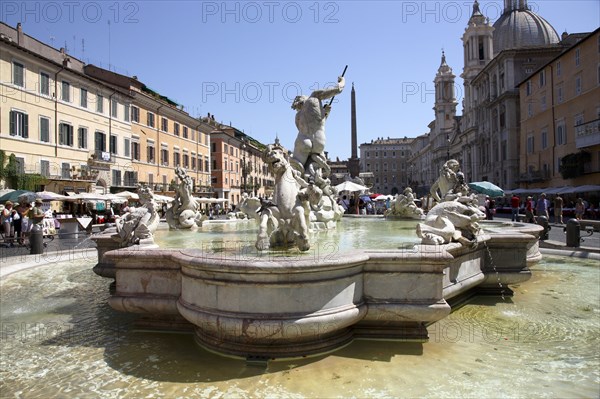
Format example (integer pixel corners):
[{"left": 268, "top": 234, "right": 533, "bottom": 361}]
[{"left": 290, "top": 66, "right": 347, "bottom": 177}]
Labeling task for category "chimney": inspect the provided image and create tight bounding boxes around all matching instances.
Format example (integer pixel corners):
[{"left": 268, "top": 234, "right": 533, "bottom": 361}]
[{"left": 16, "top": 22, "right": 23, "bottom": 45}]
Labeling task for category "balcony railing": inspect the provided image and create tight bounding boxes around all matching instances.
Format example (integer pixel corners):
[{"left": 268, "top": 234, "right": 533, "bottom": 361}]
[{"left": 575, "top": 119, "right": 600, "bottom": 149}]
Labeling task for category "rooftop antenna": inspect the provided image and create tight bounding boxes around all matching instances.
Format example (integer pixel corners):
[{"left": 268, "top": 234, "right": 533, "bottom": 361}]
[{"left": 81, "top": 38, "right": 85, "bottom": 59}]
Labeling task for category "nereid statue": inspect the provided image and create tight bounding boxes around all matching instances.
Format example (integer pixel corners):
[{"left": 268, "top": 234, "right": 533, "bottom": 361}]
[
  {"left": 166, "top": 167, "right": 205, "bottom": 229},
  {"left": 113, "top": 185, "right": 160, "bottom": 247},
  {"left": 385, "top": 187, "right": 424, "bottom": 219},
  {"left": 417, "top": 160, "right": 485, "bottom": 245}
]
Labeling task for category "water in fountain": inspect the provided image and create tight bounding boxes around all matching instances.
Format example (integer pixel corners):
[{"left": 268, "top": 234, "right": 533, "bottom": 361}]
[{"left": 1, "top": 254, "right": 597, "bottom": 397}]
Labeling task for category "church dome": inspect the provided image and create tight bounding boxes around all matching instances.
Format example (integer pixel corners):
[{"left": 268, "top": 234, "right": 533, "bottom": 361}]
[{"left": 492, "top": 4, "right": 560, "bottom": 54}]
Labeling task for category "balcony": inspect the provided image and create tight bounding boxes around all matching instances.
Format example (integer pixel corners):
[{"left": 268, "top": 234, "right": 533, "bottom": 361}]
[
  {"left": 575, "top": 119, "right": 600, "bottom": 149},
  {"left": 518, "top": 169, "right": 550, "bottom": 183},
  {"left": 88, "top": 150, "right": 114, "bottom": 170}
]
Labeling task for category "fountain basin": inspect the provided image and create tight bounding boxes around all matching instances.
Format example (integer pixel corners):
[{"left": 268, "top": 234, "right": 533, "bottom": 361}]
[{"left": 99, "top": 220, "right": 543, "bottom": 358}]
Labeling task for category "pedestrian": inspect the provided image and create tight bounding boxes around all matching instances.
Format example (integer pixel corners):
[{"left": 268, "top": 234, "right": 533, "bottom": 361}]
[
  {"left": 485, "top": 196, "right": 495, "bottom": 220},
  {"left": 575, "top": 198, "right": 585, "bottom": 220},
  {"left": 553, "top": 194, "right": 564, "bottom": 224},
  {"left": 1, "top": 201, "right": 15, "bottom": 243},
  {"left": 511, "top": 194, "right": 520, "bottom": 222},
  {"left": 525, "top": 196, "right": 535, "bottom": 223},
  {"left": 14, "top": 202, "right": 28, "bottom": 244},
  {"left": 30, "top": 198, "right": 45, "bottom": 226},
  {"left": 536, "top": 193, "right": 549, "bottom": 221}
]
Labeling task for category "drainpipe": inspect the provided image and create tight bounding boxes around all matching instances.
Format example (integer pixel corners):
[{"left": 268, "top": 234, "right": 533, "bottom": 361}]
[
  {"left": 549, "top": 64, "right": 556, "bottom": 181},
  {"left": 155, "top": 105, "right": 163, "bottom": 190},
  {"left": 54, "top": 66, "right": 65, "bottom": 158},
  {"left": 195, "top": 122, "right": 202, "bottom": 193}
]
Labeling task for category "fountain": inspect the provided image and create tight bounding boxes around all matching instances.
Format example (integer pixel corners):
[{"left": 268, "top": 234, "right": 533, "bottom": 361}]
[
  {"left": 90, "top": 77, "right": 544, "bottom": 360},
  {"left": 2, "top": 253, "right": 598, "bottom": 397}
]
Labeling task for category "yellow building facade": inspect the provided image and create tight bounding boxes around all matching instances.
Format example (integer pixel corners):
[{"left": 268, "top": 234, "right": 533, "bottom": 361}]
[
  {"left": 518, "top": 29, "right": 600, "bottom": 188},
  {"left": 1, "top": 22, "right": 213, "bottom": 197},
  {"left": 0, "top": 22, "right": 133, "bottom": 194}
]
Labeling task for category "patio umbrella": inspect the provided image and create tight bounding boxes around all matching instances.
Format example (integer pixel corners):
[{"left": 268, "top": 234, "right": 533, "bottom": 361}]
[
  {"left": 0, "top": 190, "right": 36, "bottom": 204},
  {"left": 36, "top": 191, "right": 69, "bottom": 201},
  {"left": 468, "top": 181, "right": 504, "bottom": 197},
  {"left": 359, "top": 195, "right": 372, "bottom": 202},
  {"left": 334, "top": 181, "right": 368, "bottom": 193}
]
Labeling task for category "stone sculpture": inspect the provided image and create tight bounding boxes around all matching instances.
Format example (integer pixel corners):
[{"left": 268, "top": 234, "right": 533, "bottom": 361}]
[
  {"left": 231, "top": 193, "right": 261, "bottom": 220},
  {"left": 417, "top": 160, "right": 485, "bottom": 245},
  {"left": 255, "top": 141, "right": 310, "bottom": 251},
  {"left": 385, "top": 187, "right": 424, "bottom": 219},
  {"left": 165, "top": 167, "right": 205, "bottom": 229},
  {"left": 112, "top": 185, "right": 160, "bottom": 247}
]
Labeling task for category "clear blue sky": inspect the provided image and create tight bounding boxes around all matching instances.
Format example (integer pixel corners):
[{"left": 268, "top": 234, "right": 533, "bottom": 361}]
[{"left": 2, "top": 1, "right": 599, "bottom": 160}]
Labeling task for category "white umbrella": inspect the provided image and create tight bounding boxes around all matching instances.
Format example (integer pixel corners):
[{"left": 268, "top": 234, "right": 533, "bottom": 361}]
[
  {"left": 115, "top": 190, "right": 139, "bottom": 200},
  {"left": 334, "top": 181, "right": 368, "bottom": 193},
  {"left": 36, "top": 191, "right": 69, "bottom": 201}
]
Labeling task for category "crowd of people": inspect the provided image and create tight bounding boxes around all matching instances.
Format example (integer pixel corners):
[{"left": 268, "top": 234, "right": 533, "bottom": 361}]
[
  {"left": 504, "top": 193, "right": 598, "bottom": 224},
  {"left": 0, "top": 198, "right": 45, "bottom": 246}
]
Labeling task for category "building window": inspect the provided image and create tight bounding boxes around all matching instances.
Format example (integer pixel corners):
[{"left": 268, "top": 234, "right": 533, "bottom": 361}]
[
  {"left": 575, "top": 76, "right": 582, "bottom": 96},
  {"left": 161, "top": 117, "right": 168, "bottom": 132},
  {"left": 61, "top": 163, "right": 71, "bottom": 179},
  {"left": 557, "top": 86, "right": 563, "bottom": 103},
  {"left": 77, "top": 127, "right": 88, "bottom": 149},
  {"left": 539, "top": 70, "right": 545, "bottom": 87},
  {"left": 95, "top": 131, "right": 107, "bottom": 152},
  {"left": 109, "top": 135, "right": 118, "bottom": 154},
  {"left": 40, "top": 72, "right": 50, "bottom": 95},
  {"left": 183, "top": 153, "right": 189, "bottom": 168},
  {"left": 13, "top": 61, "right": 24, "bottom": 87},
  {"left": 96, "top": 94, "right": 104, "bottom": 113},
  {"left": 124, "top": 171, "right": 138, "bottom": 186},
  {"left": 111, "top": 99, "right": 118, "bottom": 118},
  {"left": 124, "top": 104, "right": 130, "bottom": 122},
  {"left": 527, "top": 135, "right": 534, "bottom": 154},
  {"left": 132, "top": 141, "right": 141, "bottom": 161},
  {"left": 527, "top": 102, "right": 533, "bottom": 117},
  {"left": 40, "top": 116, "right": 50, "bottom": 142},
  {"left": 575, "top": 48, "right": 580, "bottom": 66},
  {"left": 112, "top": 169, "right": 122, "bottom": 186},
  {"left": 58, "top": 123, "right": 74, "bottom": 146},
  {"left": 174, "top": 123, "right": 180, "bottom": 136},
  {"left": 541, "top": 95, "right": 546, "bottom": 111},
  {"left": 174, "top": 152, "right": 181, "bottom": 167},
  {"left": 541, "top": 129, "right": 548, "bottom": 149},
  {"left": 161, "top": 148, "right": 169, "bottom": 166},
  {"left": 61, "top": 81, "right": 70, "bottom": 102},
  {"left": 183, "top": 126, "right": 188, "bottom": 139},
  {"left": 40, "top": 160, "right": 50, "bottom": 177},
  {"left": 526, "top": 81, "right": 532, "bottom": 96},
  {"left": 556, "top": 122, "right": 566, "bottom": 145},
  {"left": 9, "top": 110, "right": 29, "bottom": 138},
  {"left": 80, "top": 88, "right": 88, "bottom": 108},
  {"left": 556, "top": 61, "right": 561, "bottom": 76},
  {"left": 147, "top": 112, "right": 155, "bottom": 128},
  {"left": 192, "top": 154, "right": 197, "bottom": 170},
  {"left": 131, "top": 106, "right": 139, "bottom": 123},
  {"left": 124, "top": 138, "right": 131, "bottom": 157},
  {"left": 147, "top": 145, "right": 155, "bottom": 163}
]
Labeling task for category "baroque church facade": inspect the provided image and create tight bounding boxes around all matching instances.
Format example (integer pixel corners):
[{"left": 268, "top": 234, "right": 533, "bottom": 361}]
[{"left": 411, "top": 0, "right": 569, "bottom": 190}]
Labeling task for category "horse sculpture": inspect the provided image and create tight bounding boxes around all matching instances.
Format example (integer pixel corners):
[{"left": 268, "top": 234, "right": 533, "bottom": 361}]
[
  {"left": 255, "top": 143, "right": 310, "bottom": 251},
  {"left": 166, "top": 167, "right": 205, "bottom": 229}
]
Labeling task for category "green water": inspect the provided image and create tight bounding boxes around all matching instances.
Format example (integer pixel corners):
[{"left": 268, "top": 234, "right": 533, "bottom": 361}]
[
  {"left": 153, "top": 217, "right": 420, "bottom": 255},
  {"left": 0, "top": 254, "right": 598, "bottom": 398}
]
